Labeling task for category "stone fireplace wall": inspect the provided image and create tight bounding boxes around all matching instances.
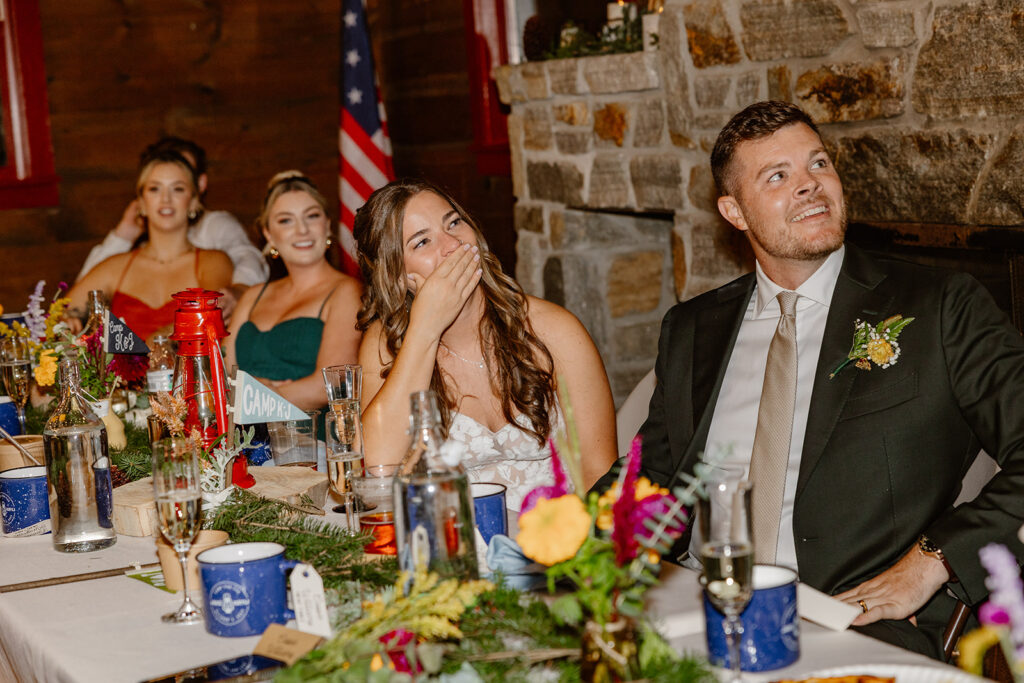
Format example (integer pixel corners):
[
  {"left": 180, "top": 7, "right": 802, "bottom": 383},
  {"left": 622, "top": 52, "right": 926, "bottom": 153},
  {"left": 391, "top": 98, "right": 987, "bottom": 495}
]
[{"left": 495, "top": 0, "right": 1024, "bottom": 404}]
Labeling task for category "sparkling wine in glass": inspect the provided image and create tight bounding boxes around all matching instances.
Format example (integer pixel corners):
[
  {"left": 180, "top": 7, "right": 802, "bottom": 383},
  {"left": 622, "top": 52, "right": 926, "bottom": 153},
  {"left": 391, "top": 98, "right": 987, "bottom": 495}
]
[
  {"left": 699, "top": 468, "right": 754, "bottom": 681},
  {"left": 325, "top": 410, "right": 364, "bottom": 527},
  {"left": 0, "top": 337, "right": 31, "bottom": 434},
  {"left": 152, "top": 437, "right": 203, "bottom": 625}
]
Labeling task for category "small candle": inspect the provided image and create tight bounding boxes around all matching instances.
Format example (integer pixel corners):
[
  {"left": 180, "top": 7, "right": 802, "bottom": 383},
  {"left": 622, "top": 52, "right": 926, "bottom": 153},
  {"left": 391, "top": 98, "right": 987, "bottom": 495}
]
[{"left": 607, "top": 1, "right": 624, "bottom": 25}]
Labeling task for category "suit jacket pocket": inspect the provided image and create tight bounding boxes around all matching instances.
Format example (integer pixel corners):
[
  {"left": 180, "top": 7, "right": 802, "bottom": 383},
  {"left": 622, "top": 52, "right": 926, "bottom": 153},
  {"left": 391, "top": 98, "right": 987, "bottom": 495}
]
[{"left": 839, "top": 371, "right": 918, "bottom": 421}]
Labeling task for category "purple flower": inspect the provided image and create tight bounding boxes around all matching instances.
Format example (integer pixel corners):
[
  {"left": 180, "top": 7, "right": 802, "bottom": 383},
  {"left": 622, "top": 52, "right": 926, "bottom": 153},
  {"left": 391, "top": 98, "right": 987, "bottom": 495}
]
[
  {"left": 979, "top": 543, "right": 1024, "bottom": 658},
  {"left": 611, "top": 437, "right": 643, "bottom": 565},
  {"left": 24, "top": 280, "right": 47, "bottom": 340}
]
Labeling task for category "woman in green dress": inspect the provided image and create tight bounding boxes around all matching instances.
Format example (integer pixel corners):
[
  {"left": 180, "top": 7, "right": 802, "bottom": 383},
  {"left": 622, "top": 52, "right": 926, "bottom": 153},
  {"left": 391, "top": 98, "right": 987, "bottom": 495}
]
[{"left": 225, "top": 171, "right": 362, "bottom": 411}]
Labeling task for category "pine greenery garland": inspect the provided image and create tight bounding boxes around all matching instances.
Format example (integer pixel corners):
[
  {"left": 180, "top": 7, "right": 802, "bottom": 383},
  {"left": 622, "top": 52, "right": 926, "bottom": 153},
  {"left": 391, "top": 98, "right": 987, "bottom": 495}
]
[{"left": 206, "top": 488, "right": 399, "bottom": 590}]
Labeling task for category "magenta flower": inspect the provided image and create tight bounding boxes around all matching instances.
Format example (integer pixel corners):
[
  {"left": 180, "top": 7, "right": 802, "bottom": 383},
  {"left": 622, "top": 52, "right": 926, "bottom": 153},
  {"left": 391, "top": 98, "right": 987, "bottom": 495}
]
[
  {"left": 519, "top": 438, "right": 572, "bottom": 515},
  {"left": 610, "top": 437, "right": 643, "bottom": 566},
  {"left": 379, "top": 628, "right": 418, "bottom": 673}
]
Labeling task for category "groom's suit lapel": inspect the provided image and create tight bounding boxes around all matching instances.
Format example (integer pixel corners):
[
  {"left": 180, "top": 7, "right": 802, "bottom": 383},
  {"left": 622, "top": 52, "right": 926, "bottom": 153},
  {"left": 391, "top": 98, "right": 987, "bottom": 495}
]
[{"left": 796, "top": 244, "right": 893, "bottom": 498}]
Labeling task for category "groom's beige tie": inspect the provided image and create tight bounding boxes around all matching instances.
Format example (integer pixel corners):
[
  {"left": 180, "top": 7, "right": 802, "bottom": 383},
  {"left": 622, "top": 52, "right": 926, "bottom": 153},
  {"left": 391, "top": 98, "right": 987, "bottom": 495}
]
[{"left": 749, "top": 290, "right": 799, "bottom": 564}]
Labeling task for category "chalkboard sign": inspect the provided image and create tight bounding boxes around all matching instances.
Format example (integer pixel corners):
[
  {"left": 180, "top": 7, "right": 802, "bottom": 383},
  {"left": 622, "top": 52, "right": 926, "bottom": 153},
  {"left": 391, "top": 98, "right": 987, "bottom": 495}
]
[{"left": 103, "top": 310, "right": 149, "bottom": 355}]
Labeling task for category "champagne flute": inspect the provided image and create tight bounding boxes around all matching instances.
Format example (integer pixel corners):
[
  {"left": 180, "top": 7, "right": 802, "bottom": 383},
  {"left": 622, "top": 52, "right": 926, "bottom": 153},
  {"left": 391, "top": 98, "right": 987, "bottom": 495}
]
[
  {"left": 325, "top": 409, "right": 364, "bottom": 524},
  {"left": 699, "top": 467, "right": 754, "bottom": 681},
  {"left": 152, "top": 436, "right": 203, "bottom": 624},
  {"left": 0, "top": 337, "right": 31, "bottom": 434},
  {"left": 322, "top": 364, "right": 361, "bottom": 419}
]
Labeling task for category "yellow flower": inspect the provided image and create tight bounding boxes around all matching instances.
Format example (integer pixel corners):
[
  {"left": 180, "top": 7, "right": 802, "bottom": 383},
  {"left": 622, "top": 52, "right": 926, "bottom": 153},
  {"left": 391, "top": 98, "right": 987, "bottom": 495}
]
[
  {"left": 34, "top": 350, "right": 58, "bottom": 386},
  {"left": 866, "top": 338, "right": 894, "bottom": 365},
  {"left": 595, "top": 477, "right": 669, "bottom": 530},
  {"left": 517, "top": 494, "right": 590, "bottom": 565},
  {"left": 957, "top": 625, "right": 1002, "bottom": 675}
]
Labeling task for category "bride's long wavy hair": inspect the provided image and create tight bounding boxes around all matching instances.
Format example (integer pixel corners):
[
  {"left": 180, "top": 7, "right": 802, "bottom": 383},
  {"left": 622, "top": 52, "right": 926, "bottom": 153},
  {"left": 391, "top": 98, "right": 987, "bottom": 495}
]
[{"left": 354, "top": 179, "right": 555, "bottom": 445}]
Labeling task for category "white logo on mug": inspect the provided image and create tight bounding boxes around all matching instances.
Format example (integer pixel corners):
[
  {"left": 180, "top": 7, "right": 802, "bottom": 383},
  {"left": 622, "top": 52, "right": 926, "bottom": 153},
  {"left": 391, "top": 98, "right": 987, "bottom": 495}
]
[
  {"left": 208, "top": 580, "right": 252, "bottom": 626},
  {"left": 0, "top": 492, "right": 14, "bottom": 525}
]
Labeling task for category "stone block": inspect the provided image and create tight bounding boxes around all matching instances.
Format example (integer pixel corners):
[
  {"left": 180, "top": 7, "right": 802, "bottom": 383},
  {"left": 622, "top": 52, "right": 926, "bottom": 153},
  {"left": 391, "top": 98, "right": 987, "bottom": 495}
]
[
  {"left": 594, "top": 103, "right": 629, "bottom": 147},
  {"left": 795, "top": 57, "right": 905, "bottom": 123},
  {"left": 856, "top": 6, "right": 916, "bottom": 48},
  {"left": 493, "top": 65, "right": 527, "bottom": 104},
  {"left": 547, "top": 58, "right": 583, "bottom": 95},
  {"left": 515, "top": 203, "right": 544, "bottom": 234},
  {"left": 740, "top": 0, "right": 850, "bottom": 61},
  {"left": 735, "top": 71, "right": 762, "bottom": 106},
  {"left": 684, "top": 0, "right": 742, "bottom": 68},
  {"left": 583, "top": 52, "right": 660, "bottom": 94},
  {"left": 588, "top": 154, "right": 631, "bottom": 208},
  {"left": 972, "top": 124, "right": 1024, "bottom": 226},
  {"left": 521, "top": 62, "right": 550, "bottom": 100},
  {"left": 832, "top": 129, "right": 994, "bottom": 224},
  {"left": 523, "top": 106, "right": 553, "bottom": 150},
  {"left": 674, "top": 215, "right": 753, "bottom": 300},
  {"left": 607, "top": 251, "right": 665, "bottom": 317},
  {"left": 659, "top": 7, "right": 696, "bottom": 149},
  {"left": 555, "top": 131, "right": 592, "bottom": 155},
  {"left": 633, "top": 99, "right": 665, "bottom": 147},
  {"left": 688, "top": 164, "right": 719, "bottom": 213},
  {"left": 767, "top": 64, "right": 792, "bottom": 101},
  {"left": 554, "top": 209, "right": 673, "bottom": 250},
  {"left": 913, "top": 0, "right": 1024, "bottom": 119},
  {"left": 630, "top": 155, "right": 685, "bottom": 210},
  {"left": 611, "top": 320, "right": 662, "bottom": 362},
  {"left": 526, "top": 161, "right": 585, "bottom": 205},
  {"left": 515, "top": 231, "right": 545, "bottom": 296},
  {"left": 542, "top": 257, "right": 565, "bottom": 306},
  {"left": 557, "top": 253, "right": 609, "bottom": 351},
  {"left": 695, "top": 76, "right": 731, "bottom": 109},
  {"left": 553, "top": 101, "right": 589, "bottom": 126},
  {"left": 508, "top": 113, "right": 526, "bottom": 198}
]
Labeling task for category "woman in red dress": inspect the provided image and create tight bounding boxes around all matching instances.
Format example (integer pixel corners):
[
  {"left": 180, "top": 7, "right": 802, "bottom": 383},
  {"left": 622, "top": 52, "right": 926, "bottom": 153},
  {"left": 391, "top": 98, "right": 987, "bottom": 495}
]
[{"left": 69, "top": 151, "right": 233, "bottom": 342}]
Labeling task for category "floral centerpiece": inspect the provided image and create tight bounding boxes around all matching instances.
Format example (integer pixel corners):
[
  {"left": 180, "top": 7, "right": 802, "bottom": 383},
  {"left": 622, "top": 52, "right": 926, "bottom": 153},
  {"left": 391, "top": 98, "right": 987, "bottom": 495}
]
[
  {"left": 959, "top": 542, "right": 1024, "bottom": 680},
  {"left": 0, "top": 280, "right": 72, "bottom": 390},
  {"left": 514, "top": 395, "right": 707, "bottom": 681},
  {"left": 149, "top": 391, "right": 250, "bottom": 509}
]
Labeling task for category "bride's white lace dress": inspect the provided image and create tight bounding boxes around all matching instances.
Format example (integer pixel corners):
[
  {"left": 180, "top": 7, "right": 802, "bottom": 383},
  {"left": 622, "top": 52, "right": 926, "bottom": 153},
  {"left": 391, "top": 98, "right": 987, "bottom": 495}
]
[{"left": 447, "top": 408, "right": 560, "bottom": 513}]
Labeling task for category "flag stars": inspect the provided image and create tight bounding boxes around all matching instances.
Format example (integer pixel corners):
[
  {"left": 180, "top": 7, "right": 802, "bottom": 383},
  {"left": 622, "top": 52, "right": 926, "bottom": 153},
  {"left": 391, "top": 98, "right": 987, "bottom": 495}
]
[
  {"left": 347, "top": 88, "right": 363, "bottom": 105},
  {"left": 343, "top": 10, "right": 357, "bottom": 28},
  {"left": 346, "top": 49, "right": 360, "bottom": 67}
]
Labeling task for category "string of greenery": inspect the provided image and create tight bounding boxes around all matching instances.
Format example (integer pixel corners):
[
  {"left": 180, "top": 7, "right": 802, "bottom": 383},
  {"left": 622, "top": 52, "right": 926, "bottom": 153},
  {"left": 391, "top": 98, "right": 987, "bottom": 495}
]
[
  {"left": 544, "top": 16, "right": 646, "bottom": 60},
  {"left": 205, "top": 488, "right": 399, "bottom": 590}
]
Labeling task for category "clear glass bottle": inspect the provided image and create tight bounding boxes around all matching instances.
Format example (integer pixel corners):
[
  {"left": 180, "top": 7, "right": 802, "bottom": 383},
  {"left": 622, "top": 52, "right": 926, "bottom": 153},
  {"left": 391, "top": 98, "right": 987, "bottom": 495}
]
[
  {"left": 80, "top": 290, "right": 106, "bottom": 340},
  {"left": 43, "top": 357, "right": 117, "bottom": 552},
  {"left": 393, "top": 390, "right": 478, "bottom": 580},
  {"left": 146, "top": 335, "right": 176, "bottom": 395}
]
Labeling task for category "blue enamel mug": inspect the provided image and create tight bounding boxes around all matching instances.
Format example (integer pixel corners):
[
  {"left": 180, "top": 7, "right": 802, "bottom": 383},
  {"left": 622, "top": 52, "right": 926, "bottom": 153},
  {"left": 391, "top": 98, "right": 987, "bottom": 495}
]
[
  {"left": 0, "top": 397, "right": 20, "bottom": 436},
  {"left": 703, "top": 564, "right": 799, "bottom": 671},
  {"left": 197, "top": 542, "right": 299, "bottom": 637},
  {"left": 471, "top": 482, "right": 507, "bottom": 545},
  {"left": 0, "top": 466, "right": 50, "bottom": 536}
]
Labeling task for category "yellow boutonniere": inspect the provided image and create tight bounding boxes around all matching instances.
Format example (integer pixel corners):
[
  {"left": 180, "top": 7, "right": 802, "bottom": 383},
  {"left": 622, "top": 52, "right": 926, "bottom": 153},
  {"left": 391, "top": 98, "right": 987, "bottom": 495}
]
[{"left": 831, "top": 314, "right": 915, "bottom": 378}]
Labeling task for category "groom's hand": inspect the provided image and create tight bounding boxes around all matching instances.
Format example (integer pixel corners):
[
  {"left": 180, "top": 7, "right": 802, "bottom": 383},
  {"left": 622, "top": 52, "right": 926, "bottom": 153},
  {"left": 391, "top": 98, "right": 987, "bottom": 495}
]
[{"left": 836, "top": 545, "right": 950, "bottom": 626}]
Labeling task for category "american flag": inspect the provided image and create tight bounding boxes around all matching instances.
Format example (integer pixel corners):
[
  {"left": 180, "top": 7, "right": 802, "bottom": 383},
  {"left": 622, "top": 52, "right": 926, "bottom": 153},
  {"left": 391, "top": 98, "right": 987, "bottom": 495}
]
[{"left": 339, "top": 0, "right": 394, "bottom": 277}]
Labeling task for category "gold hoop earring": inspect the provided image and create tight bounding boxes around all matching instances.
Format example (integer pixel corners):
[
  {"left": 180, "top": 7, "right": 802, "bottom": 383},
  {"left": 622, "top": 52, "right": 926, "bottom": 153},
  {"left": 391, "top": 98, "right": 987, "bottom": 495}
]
[{"left": 269, "top": 246, "right": 279, "bottom": 259}]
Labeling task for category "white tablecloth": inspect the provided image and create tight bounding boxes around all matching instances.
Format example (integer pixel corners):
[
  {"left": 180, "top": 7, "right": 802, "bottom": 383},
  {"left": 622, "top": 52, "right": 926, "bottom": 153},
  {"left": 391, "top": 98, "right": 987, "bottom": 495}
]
[{"left": 0, "top": 533, "right": 973, "bottom": 683}]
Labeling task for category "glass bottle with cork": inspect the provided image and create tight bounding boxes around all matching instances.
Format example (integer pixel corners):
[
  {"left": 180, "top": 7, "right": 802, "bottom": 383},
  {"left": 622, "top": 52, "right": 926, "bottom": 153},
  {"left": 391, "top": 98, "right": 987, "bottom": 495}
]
[
  {"left": 43, "top": 356, "right": 117, "bottom": 552},
  {"left": 393, "top": 390, "right": 478, "bottom": 580}
]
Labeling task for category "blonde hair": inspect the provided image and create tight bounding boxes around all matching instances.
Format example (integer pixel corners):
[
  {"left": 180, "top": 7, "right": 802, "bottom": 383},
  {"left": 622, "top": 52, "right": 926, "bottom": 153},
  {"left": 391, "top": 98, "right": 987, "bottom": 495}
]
[
  {"left": 256, "top": 170, "right": 331, "bottom": 233},
  {"left": 135, "top": 150, "right": 202, "bottom": 226}
]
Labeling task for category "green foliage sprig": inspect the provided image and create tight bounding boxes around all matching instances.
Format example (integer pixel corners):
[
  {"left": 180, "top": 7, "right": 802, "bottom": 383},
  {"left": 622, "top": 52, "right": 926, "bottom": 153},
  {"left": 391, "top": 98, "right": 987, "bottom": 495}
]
[{"left": 206, "top": 488, "right": 399, "bottom": 590}]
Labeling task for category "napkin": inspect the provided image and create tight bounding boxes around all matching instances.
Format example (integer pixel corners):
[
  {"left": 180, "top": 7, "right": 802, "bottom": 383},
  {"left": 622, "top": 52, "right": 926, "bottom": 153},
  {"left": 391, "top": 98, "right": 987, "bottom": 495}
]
[
  {"left": 484, "top": 534, "right": 548, "bottom": 591},
  {"left": 797, "top": 582, "right": 862, "bottom": 630}
]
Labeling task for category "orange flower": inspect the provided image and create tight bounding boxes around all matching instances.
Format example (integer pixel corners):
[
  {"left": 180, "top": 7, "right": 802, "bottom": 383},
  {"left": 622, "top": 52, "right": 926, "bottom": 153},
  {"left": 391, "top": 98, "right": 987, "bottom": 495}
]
[
  {"left": 867, "top": 338, "right": 894, "bottom": 365},
  {"left": 596, "top": 477, "right": 669, "bottom": 530},
  {"left": 516, "top": 494, "right": 591, "bottom": 565}
]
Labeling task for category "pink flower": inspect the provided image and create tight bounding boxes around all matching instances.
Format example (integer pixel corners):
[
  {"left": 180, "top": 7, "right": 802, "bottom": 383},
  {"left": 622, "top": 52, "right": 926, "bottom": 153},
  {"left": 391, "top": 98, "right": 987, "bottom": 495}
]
[
  {"left": 379, "top": 629, "right": 418, "bottom": 674},
  {"left": 611, "top": 438, "right": 643, "bottom": 565},
  {"left": 519, "top": 438, "right": 572, "bottom": 515}
]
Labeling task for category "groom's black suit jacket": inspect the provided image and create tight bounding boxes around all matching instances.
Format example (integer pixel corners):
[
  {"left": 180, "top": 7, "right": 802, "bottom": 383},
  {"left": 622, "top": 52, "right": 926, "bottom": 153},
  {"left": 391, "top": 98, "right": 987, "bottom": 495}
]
[{"left": 632, "top": 243, "right": 1024, "bottom": 655}]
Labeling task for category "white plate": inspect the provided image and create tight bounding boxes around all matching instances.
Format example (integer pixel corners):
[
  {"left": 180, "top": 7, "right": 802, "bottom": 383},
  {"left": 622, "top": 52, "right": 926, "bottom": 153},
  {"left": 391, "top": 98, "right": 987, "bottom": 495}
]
[{"left": 808, "top": 664, "right": 986, "bottom": 683}]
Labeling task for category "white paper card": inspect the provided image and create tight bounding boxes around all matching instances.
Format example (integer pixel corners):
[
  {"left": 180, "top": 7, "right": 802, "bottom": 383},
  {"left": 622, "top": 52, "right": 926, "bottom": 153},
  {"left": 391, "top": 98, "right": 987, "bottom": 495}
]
[
  {"left": 290, "top": 563, "right": 332, "bottom": 639},
  {"left": 797, "top": 582, "right": 861, "bottom": 631}
]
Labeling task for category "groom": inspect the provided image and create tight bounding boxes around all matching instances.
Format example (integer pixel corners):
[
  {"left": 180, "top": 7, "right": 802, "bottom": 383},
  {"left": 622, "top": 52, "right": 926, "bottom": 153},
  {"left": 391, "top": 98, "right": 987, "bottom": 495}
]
[{"left": 628, "top": 101, "right": 1024, "bottom": 657}]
